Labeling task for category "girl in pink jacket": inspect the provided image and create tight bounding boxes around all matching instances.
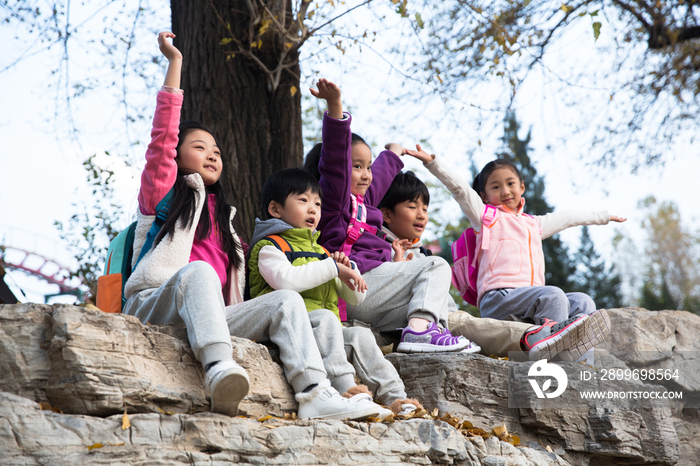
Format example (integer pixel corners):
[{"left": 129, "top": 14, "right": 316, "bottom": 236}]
[
  {"left": 408, "top": 147, "right": 626, "bottom": 362},
  {"left": 123, "top": 32, "right": 386, "bottom": 422}
]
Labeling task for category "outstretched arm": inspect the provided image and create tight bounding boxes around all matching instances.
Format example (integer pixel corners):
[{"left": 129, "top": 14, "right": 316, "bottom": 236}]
[
  {"left": 310, "top": 78, "right": 343, "bottom": 119},
  {"left": 414, "top": 146, "right": 485, "bottom": 230},
  {"left": 158, "top": 31, "right": 182, "bottom": 89}
]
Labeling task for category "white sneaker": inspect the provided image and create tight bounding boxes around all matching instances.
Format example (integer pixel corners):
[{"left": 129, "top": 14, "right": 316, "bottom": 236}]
[
  {"left": 459, "top": 341, "right": 481, "bottom": 354},
  {"left": 204, "top": 360, "right": 250, "bottom": 416},
  {"left": 397, "top": 403, "right": 418, "bottom": 416},
  {"left": 296, "top": 381, "right": 381, "bottom": 420},
  {"left": 348, "top": 392, "right": 390, "bottom": 419}
]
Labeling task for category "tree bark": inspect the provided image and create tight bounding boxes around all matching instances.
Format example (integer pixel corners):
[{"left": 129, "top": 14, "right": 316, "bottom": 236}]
[{"left": 171, "top": 0, "right": 303, "bottom": 238}]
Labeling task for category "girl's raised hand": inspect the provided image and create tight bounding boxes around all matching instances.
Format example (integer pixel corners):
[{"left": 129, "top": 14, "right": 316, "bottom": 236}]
[
  {"left": 384, "top": 143, "right": 406, "bottom": 156},
  {"left": 158, "top": 31, "right": 182, "bottom": 62},
  {"left": 610, "top": 215, "right": 627, "bottom": 223},
  {"left": 310, "top": 78, "right": 342, "bottom": 119},
  {"left": 404, "top": 144, "right": 435, "bottom": 164}
]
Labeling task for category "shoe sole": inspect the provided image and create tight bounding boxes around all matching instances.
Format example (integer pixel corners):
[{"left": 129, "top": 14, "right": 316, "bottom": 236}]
[
  {"left": 210, "top": 367, "right": 250, "bottom": 416},
  {"left": 396, "top": 340, "right": 469, "bottom": 353},
  {"left": 306, "top": 405, "right": 381, "bottom": 421},
  {"left": 558, "top": 309, "right": 611, "bottom": 362},
  {"left": 528, "top": 315, "right": 589, "bottom": 361}
]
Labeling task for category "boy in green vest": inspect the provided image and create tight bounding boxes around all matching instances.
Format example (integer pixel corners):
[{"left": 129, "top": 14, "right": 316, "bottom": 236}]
[{"left": 249, "top": 168, "right": 423, "bottom": 417}]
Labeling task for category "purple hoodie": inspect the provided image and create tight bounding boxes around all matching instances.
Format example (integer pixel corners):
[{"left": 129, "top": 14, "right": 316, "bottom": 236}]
[{"left": 316, "top": 112, "right": 404, "bottom": 274}]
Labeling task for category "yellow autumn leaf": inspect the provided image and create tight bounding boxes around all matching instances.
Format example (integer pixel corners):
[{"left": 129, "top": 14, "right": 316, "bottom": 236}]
[
  {"left": 87, "top": 443, "right": 104, "bottom": 451},
  {"left": 560, "top": 3, "right": 571, "bottom": 13},
  {"left": 122, "top": 410, "right": 131, "bottom": 430},
  {"left": 290, "top": 86, "right": 298, "bottom": 97},
  {"left": 220, "top": 37, "right": 233, "bottom": 46},
  {"left": 492, "top": 424, "right": 507, "bottom": 437},
  {"left": 259, "top": 18, "right": 272, "bottom": 36},
  {"left": 258, "top": 415, "right": 273, "bottom": 422},
  {"left": 509, "top": 435, "right": 521, "bottom": 446}
]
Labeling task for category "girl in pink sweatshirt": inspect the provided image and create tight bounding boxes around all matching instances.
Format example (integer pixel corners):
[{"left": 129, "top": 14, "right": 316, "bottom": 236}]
[{"left": 123, "top": 32, "right": 386, "bottom": 422}]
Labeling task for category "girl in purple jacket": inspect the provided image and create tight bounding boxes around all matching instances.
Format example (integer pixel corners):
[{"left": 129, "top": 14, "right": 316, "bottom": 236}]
[{"left": 304, "top": 79, "right": 478, "bottom": 354}]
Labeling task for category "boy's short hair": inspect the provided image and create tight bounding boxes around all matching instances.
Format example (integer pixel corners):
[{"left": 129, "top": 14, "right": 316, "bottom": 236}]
[
  {"left": 378, "top": 171, "right": 430, "bottom": 211},
  {"left": 260, "top": 168, "right": 322, "bottom": 219}
]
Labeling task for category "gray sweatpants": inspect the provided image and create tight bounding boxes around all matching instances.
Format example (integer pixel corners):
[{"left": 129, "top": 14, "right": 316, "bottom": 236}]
[
  {"left": 124, "top": 261, "right": 328, "bottom": 393},
  {"left": 348, "top": 256, "right": 452, "bottom": 332},
  {"left": 479, "top": 286, "right": 596, "bottom": 324},
  {"left": 308, "top": 308, "right": 407, "bottom": 405}
]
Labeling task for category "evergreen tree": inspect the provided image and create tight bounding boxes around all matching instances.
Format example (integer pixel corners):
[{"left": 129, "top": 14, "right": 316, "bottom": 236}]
[
  {"left": 573, "top": 226, "right": 624, "bottom": 309},
  {"left": 639, "top": 272, "right": 680, "bottom": 311},
  {"left": 497, "top": 112, "right": 576, "bottom": 289}
]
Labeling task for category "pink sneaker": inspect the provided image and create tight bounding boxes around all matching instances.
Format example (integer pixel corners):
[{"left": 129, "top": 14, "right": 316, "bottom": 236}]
[{"left": 397, "top": 323, "right": 469, "bottom": 353}]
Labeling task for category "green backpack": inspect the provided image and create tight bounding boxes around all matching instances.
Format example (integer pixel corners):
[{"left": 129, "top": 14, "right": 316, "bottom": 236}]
[{"left": 96, "top": 189, "right": 173, "bottom": 313}]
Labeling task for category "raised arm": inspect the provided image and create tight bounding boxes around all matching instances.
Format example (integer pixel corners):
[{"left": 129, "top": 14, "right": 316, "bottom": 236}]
[
  {"left": 407, "top": 145, "right": 485, "bottom": 230},
  {"left": 137, "top": 32, "right": 184, "bottom": 215},
  {"left": 312, "top": 79, "right": 353, "bottom": 213}
]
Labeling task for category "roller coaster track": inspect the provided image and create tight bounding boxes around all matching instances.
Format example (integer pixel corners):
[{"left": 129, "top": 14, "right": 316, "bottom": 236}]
[{"left": 0, "top": 225, "right": 82, "bottom": 299}]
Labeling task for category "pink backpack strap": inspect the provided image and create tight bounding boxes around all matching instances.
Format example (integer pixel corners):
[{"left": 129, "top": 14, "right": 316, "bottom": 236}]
[
  {"left": 340, "top": 194, "right": 376, "bottom": 255},
  {"left": 480, "top": 205, "right": 498, "bottom": 251}
]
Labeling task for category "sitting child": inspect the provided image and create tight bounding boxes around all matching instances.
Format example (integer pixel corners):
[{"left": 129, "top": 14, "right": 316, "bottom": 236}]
[
  {"left": 392, "top": 147, "right": 618, "bottom": 362},
  {"left": 247, "top": 168, "right": 423, "bottom": 417},
  {"left": 378, "top": 170, "right": 612, "bottom": 361},
  {"left": 303, "top": 78, "right": 475, "bottom": 354},
  {"left": 124, "top": 32, "right": 383, "bottom": 421}
]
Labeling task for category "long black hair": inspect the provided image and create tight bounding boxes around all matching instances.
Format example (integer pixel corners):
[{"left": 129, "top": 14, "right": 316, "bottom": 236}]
[
  {"left": 154, "top": 121, "right": 243, "bottom": 269},
  {"left": 303, "top": 133, "right": 369, "bottom": 181}
]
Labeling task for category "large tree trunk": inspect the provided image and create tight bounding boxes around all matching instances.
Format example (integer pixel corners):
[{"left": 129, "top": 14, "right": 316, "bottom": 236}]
[{"left": 171, "top": 0, "right": 303, "bottom": 238}]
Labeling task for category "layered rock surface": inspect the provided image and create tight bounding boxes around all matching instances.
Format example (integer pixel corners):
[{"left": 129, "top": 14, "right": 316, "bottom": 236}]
[{"left": 1, "top": 304, "right": 698, "bottom": 465}]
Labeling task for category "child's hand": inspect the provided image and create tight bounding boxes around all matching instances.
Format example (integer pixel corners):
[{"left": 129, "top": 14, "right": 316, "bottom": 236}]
[
  {"left": 310, "top": 78, "right": 342, "bottom": 119},
  {"left": 330, "top": 251, "right": 351, "bottom": 268},
  {"left": 337, "top": 263, "right": 368, "bottom": 293},
  {"left": 610, "top": 215, "right": 627, "bottom": 223},
  {"left": 158, "top": 31, "right": 182, "bottom": 62},
  {"left": 391, "top": 238, "right": 414, "bottom": 262},
  {"left": 384, "top": 143, "right": 406, "bottom": 156},
  {"left": 404, "top": 144, "right": 435, "bottom": 164}
]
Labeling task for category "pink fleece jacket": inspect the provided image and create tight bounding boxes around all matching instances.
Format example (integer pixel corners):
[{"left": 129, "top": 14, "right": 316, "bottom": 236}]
[{"left": 137, "top": 89, "right": 228, "bottom": 291}]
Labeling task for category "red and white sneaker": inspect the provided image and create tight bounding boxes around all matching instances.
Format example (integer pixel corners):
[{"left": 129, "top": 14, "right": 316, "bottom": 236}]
[{"left": 520, "top": 310, "right": 611, "bottom": 361}]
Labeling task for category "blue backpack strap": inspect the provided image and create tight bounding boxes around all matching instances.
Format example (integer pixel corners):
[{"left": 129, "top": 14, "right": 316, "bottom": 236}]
[{"left": 132, "top": 187, "right": 175, "bottom": 272}]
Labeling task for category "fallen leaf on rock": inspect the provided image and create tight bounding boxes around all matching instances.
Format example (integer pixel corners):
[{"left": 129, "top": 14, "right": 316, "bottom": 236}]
[
  {"left": 122, "top": 410, "right": 131, "bottom": 430},
  {"left": 257, "top": 415, "right": 273, "bottom": 422},
  {"left": 39, "top": 402, "right": 62, "bottom": 413},
  {"left": 87, "top": 443, "right": 104, "bottom": 451}
]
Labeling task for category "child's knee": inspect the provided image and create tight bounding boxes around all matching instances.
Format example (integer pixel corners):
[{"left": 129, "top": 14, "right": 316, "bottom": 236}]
[
  {"left": 179, "top": 261, "right": 220, "bottom": 288},
  {"left": 272, "top": 289, "right": 306, "bottom": 311},
  {"left": 542, "top": 286, "right": 568, "bottom": 305},
  {"left": 569, "top": 292, "right": 596, "bottom": 315}
]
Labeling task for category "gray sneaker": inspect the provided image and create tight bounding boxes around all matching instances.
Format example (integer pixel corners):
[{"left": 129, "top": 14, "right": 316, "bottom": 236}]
[{"left": 558, "top": 309, "right": 611, "bottom": 362}]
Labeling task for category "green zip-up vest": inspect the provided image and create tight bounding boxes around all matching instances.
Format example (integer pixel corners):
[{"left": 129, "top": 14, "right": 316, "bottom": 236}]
[{"left": 249, "top": 228, "right": 340, "bottom": 320}]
